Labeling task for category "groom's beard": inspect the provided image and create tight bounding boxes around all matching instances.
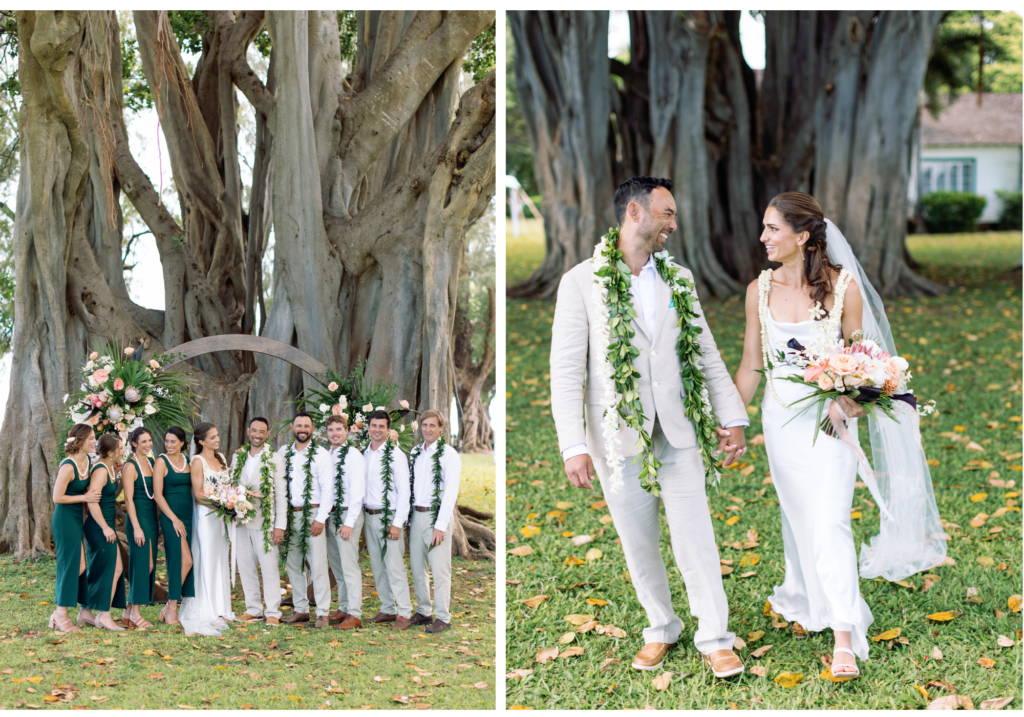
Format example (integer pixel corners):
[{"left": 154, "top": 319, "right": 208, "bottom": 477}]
[{"left": 637, "top": 219, "right": 669, "bottom": 254}]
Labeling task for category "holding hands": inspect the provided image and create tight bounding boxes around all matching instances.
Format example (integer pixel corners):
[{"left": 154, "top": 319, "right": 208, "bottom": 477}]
[{"left": 714, "top": 425, "right": 747, "bottom": 468}]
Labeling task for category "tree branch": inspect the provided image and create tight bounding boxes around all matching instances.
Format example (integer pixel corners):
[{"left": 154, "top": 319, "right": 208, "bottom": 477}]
[{"left": 223, "top": 10, "right": 275, "bottom": 117}]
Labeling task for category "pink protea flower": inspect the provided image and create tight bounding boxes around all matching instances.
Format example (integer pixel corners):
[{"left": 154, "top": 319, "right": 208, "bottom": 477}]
[{"left": 124, "top": 386, "right": 141, "bottom": 403}]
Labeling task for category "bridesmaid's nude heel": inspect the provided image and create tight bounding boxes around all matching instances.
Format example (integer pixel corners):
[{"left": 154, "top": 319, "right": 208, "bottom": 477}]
[{"left": 49, "top": 612, "right": 82, "bottom": 634}]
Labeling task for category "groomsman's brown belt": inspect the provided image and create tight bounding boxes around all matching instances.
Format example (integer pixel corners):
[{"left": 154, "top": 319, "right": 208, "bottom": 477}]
[
  {"left": 413, "top": 506, "right": 431, "bottom": 512},
  {"left": 363, "top": 508, "right": 383, "bottom": 515},
  {"left": 292, "top": 503, "right": 319, "bottom": 511}
]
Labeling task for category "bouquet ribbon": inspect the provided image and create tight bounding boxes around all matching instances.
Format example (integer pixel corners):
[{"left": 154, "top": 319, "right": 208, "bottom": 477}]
[{"left": 827, "top": 400, "right": 894, "bottom": 523}]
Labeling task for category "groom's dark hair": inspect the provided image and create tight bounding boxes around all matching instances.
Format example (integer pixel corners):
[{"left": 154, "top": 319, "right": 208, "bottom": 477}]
[{"left": 614, "top": 176, "right": 673, "bottom": 225}]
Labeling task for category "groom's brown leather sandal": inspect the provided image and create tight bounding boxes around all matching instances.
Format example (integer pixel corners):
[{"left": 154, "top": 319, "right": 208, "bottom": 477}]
[
  {"left": 702, "top": 649, "right": 745, "bottom": 678},
  {"left": 631, "top": 642, "right": 677, "bottom": 671}
]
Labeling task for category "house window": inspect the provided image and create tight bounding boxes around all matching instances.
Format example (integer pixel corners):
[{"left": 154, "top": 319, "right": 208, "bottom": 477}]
[{"left": 921, "top": 158, "right": 976, "bottom": 194}]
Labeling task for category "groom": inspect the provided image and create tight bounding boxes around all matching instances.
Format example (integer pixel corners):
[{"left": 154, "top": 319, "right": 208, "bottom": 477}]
[
  {"left": 231, "top": 416, "right": 289, "bottom": 626},
  {"left": 550, "top": 176, "right": 749, "bottom": 678}
]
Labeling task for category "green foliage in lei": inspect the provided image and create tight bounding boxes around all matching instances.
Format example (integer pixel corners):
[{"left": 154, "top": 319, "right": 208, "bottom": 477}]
[
  {"left": 595, "top": 228, "right": 721, "bottom": 494},
  {"left": 330, "top": 443, "right": 351, "bottom": 531},
  {"left": 429, "top": 435, "right": 447, "bottom": 527},
  {"left": 233, "top": 445, "right": 276, "bottom": 553},
  {"left": 280, "top": 443, "right": 315, "bottom": 561},
  {"left": 378, "top": 436, "right": 398, "bottom": 557}
]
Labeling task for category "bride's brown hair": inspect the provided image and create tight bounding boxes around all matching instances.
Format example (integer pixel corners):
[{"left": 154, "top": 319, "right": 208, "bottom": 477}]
[{"left": 768, "top": 192, "right": 843, "bottom": 318}]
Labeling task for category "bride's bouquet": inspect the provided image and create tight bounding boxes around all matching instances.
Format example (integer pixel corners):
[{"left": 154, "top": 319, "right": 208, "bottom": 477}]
[
  {"left": 770, "top": 330, "right": 930, "bottom": 442},
  {"left": 204, "top": 472, "right": 257, "bottom": 528}
]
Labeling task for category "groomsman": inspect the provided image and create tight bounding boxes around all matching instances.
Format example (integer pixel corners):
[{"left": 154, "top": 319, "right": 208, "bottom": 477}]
[
  {"left": 323, "top": 414, "right": 367, "bottom": 630},
  {"left": 408, "top": 410, "right": 461, "bottom": 633},
  {"left": 278, "top": 412, "right": 334, "bottom": 629},
  {"left": 231, "top": 417, "right": 289, "bottom": 625},
  {"left": 361, "top": 410, "right": 414, "bottom": 629}
]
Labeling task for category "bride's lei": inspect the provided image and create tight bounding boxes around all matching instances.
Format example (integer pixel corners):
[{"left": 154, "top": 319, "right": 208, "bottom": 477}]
[
  {"left": 232, "top": 444, "right": 276, "bottom": 553},
  {"left": 592, "top": 228, "right": 721, "bottom": 494}
]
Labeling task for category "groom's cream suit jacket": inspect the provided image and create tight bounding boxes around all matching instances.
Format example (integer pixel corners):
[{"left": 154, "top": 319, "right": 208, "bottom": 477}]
[
  {"left": 551, "top": 258, "right": 746, "bottom": 458},
  {"left": 229, "top": 447, "right": 289, "bottom": 531}
]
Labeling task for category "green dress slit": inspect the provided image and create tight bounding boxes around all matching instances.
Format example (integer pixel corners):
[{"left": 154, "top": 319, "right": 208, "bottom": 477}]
[
  {"left": 158, "top": 454, "right": 195, "bottom": 601},
  {"left": 52, "top": 458, "right": 90, "bottom": 608},
  {"left": 82, "top": 463, "right": 127, "bottom": 611},
  {"left": 125, "top": 456, "right": 159, "bottom": 605}
]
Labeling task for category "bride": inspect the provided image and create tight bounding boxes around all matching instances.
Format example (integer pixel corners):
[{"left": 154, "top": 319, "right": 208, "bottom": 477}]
[
  {"left": 180, "top": 422, "right": 236, "bottom": 636},
  {"left": 726, "top": 192, "right": 946, "bottom": 677}
]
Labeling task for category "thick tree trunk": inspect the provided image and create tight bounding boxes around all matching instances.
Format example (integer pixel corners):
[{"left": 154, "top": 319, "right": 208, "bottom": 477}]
[
  {"left": 453, "top": 286, "right": 495, "bottom": 453},
  {"left": 507, "top": 11, "right": 617, "bottom": 300},
  {"left": 0, "top": 10, "right": 495, "bottom": 558}
]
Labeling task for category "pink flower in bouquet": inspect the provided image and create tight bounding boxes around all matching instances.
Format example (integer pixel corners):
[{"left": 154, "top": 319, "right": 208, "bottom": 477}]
[
  {"left": 124, "top": 347, "right": 135, "bottom": 355},
  {"left": 124, "top": 386, "right": 140, "bottom": 402},
  {"left": 225, "top": 501, "right": 235, "bottom": 511},
  {"left": 89, "top": 351, "right": 99, "bottom": 361},
  {"left": 817, "top": 374, "right": 835, "bottom": 391},
  {"left": 148, "top": 359, "right": 160, "bottom": 370},
  {"left": 88, "top": 394, "right": 105, "bottom": 408},
  {"left": 389, "top": 429, "right": 399, "bottom": 442},
  {"left": 331, "top": 404, "right": 344, "bottom": 415},
  {"left": 411, "top": 420, "right": 419, "bottom": 431},
  {"left": 804, "top": 363, "right": 825, "bottom": 383},
  {"left": 884, "top": 357, "right": 903, "bottom": 381},
  {"left": 204, "top": 486, "right": 215, "bottom": 497},
  {"left": 86, "top": 414, "right": 100, "bottom": 426},
  {"left": 827, "top": 354, "right": 857, "bottom": 376},
  {"left": 91, "top": 368, "right": 110, "bottom": 385},
  {"left": 113, "top": 377, "right": 125, "bottom": 391},
  {"left": 399, "top": 399, "right": 409, "bottom": 410},
  {"left": 328, "top": 381, "right": 339, "bottom": 391}
]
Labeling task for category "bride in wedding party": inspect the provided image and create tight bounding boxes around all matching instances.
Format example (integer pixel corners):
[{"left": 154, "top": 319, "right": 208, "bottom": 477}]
[
  {"left": 179, "top": 422, "right": 236, "bottom": 636},
  {"left": 727, "top": 192, "right": 946, "bottom": 677}
]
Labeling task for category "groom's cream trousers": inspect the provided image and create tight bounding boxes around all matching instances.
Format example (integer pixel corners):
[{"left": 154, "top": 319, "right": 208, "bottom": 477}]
[
  {"left": 236, "top": 523, "right": 282, "bottom": 619},
  {"left": 593, "top": 419, "right": 736, "bottom": 653}
]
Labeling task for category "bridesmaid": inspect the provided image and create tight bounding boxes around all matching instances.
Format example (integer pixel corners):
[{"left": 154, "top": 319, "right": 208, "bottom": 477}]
[
  {"left": 79, "top": 433, "right": 127, "bottom": 631},
  {"left": 153, "top": 426, "right": 194, "bottom": 625},
  {"left": 50, "top": 424, "right": 102, "bottom": 634},
  {"left": 122, "top": 427, "right": 158, "bottom": 629}
]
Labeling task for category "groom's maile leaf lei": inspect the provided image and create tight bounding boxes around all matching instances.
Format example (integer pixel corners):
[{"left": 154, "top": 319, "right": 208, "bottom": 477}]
[
  {"left": 592, "top": 228, "right": 721, "bottom": 495},
  {"left": 232, "top": 445, "right": 277, "bottom": 553}
]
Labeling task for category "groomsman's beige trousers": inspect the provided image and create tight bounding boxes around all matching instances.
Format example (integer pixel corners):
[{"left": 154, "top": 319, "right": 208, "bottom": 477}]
[
  {"left": 236, "top": 522, "right": 282, "bottom": 619},
  {"left": 362, "top": 511, "right": 412, "bottom": 619},
  {"left": 409, "top": 509, "right": 453, "bottom": 623},
  {"left": 284, "top": 510, "right": 331, "bottom": 618},
  {"left": 326, "top": 508, "right": 364, "bottom": 619},
  {"left": 592, "top": 419, "right": 735, "bottom": 653}
]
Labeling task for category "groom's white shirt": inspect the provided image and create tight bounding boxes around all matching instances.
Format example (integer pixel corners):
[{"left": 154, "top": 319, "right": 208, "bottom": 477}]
[{"left": 552, "top": 254, "right": 748, "bottom": 459}]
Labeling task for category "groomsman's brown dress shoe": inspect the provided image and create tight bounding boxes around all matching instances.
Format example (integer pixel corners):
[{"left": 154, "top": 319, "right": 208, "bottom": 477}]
[
  {"left": 371, "top": 611, "right": 397, "bottom": 624},
  {"left": 265, "top": 616, "right": 281, "bottom": 626},
  {"left": 236, "top": 612, "right": 264, "bottom": 622},
  {"left": 313, "top": 616, "right": 330, "bottom": 629},
  {"left": 631, "top": 642, "right": 677, "bottom": 671},
  {"left": 424, "top": 619, "right": 450, "bottom": 633},
  {"left": 410, "top": 612, "right": 432, "bottom": 625},
  {"left": 337, "top": 615, "right": 362, "bottom": 630},
  {"left": 281, "top": 611, "right": 310, "bottom": 624},
  {"left": 391, "top": 616, "right": 412, "bottom": 630},
  {"left": 702, "top": 649, "right": 745, "bottom": 678},
  {"left": 329, "top": 609, "right": 348, "bottom": 624}
]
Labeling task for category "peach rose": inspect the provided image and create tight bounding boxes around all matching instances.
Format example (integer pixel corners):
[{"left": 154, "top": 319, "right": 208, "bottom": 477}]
[
  {"left": 399, "top": 399, "right": 410, "bottom": 410},
  {"left": 389, "top": 429, "right": 399, "bottom": 442},
  {"left": 124, "top": 347, "right": 135, "bottom": 356},
  {"left": 884, "top": 357, "right": 903, "bottom": 381},
  {"left": 411, "top": 420, "right": 419, "bottom": 431},
  {"left": 91, "top": 368, "right": 110, "bottom": 385},
  {"left": 803, "top": 363, "right": 825, "bottom": 383},
  {"left": 331, "top": 404, "right": 344, "bottom": 415},
  {"left": 827, "top": 354, "right": 857, "bottom": 376},
  {"left": 204, "top": 486, "right": 214, "bottom": 497},
  {"left": 149, "top": 359, "right": 160, "bottom": 370},
  {"left": 113, "top": 377, "right": 125, "bottom": 391},
  {"left": 328, "top": 381, "right": 339, "bottom": 391},
  {"left": 89, "top": 351, "right": 99, "bottom": 361},
  {"left": 817, "top": 374, "right": 835, "bottom": 391}
]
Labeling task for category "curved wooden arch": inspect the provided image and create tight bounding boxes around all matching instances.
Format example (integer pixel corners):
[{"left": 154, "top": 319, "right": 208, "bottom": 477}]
[{"left": 160, "top": 335, "right": 328, "bottom": 378}]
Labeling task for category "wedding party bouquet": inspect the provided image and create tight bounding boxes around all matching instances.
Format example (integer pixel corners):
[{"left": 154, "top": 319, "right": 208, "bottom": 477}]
[
  {"left": 204, "top": 472, "right": 257, "bottom": 527},
  {"left": 771, "top": 331, "right": 930, "bottom": 441},
  {"left": 57, "top": 341, "right": 198, "bottom": 462}
]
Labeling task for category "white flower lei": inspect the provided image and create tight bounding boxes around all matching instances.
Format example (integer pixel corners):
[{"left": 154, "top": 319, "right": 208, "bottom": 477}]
[{"left": 592, "top": 228, "right": 722, "bottom": 494}]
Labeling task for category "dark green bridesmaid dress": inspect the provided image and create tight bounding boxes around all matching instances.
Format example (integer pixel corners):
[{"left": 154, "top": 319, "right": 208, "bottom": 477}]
[
  {"left": 125, "top": 456, "right": 159, "bottom": 605},
  {"left": 52, "top": 458, "right": 90, "bottom": 608},
  {"left": 158, "top": 454, "right": 195, "bottom": 600},
  {"left": 82, "top": 463, "right": 127, "bottom": 612}
]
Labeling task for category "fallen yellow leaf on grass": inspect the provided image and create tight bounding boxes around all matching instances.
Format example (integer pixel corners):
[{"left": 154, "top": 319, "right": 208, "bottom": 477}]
[
  {"left": 927, "top": 612, "right": 957, "bottom": 622},
  {"left": 599, "top": 514, "right": 614, "bottom": 525},
  {"left": 872, "top": 628, "right": 902, "bottom": 642},
  {"left": 1009, "top": 595, "right": 1022, "bottom": 613},
  {"left": 977, "top": 556, "right": 996, "bottom": 567},
  {"left": 773, "top": 672, "right": 803, "bottom": 688},
  {"left": 971, "top": 493, "right": 989, "bottom": 502},
  {"left": 721, "top": 565, "right": 734, "bottom": 576},
  {"left": 564, "top": 556, "right": 585, "bottom": 566},
  {"left": 725, "top": 516, "right": 740, "bottom": 526},
  {"left": 535, "top": 647, "right": 558, "bottom": 664},
  {"left": 574, "top": 620, "right": 599, "bottom": 633},
  {"left": 590, "top": 500, "right": 607, "bottom": 510},
  {"left": 510, "top": 706, "right": 532, "bottom": 710},
  {"left": 819, "top": 668, "right": 857, "bottom": 683},
  {"left": 979, "top": 697, "right": 1014, "bottom": 710},
  {"left": 652, "top": 672, "right": 672, "bottom": 692},
  {"left": 547, "top": 510, "right": 568, "bottom": 521},
  {"left": 748, "top": 630, "right": 765, "bottom": 643},
  {"left": 914, "top": 685, "right": 930, "bottom": 701},
  {"left": 739, "top": 553, "right": 759, "bottom": 567},
  {"left": 557, "top": 632, "right": 576, "bottom": 645},
  {"left": 562, "top": 531, "right": 575, "bottom": 538},
  {"left": 893, "top": 580, "right": 915, "bottom": 589},
  {"left": 585, "top": 548, "right": 602, "bottom": 562},
  {"left": 558, "top": 647, "right": 584, "bottom": 659},
  {"left": 978, "top": 657, "right": 996, "bottom": 669},
  {"left": 749, "top": 666, "right": 766, "bottom": 677},
  {"left": 922, "top": 575, "right": 941, "bottom": 592},
  {"left": 850, "top": 511, "right": 863, "bottom": 519},
  {"left": 927, "top": 459, "right": 941, "bottom": 467},
  {"left": 564, "top": 614, "right": 595, "bottom": 626},
  {"left": 733, "top": 636, "right": 746, "bottom": 650},
  {"left": 522, "top": 595, "right": 550, "bottom": 609},
  {"left": 586, "top": 598, "right": 608, "bottom": 606},
  {"left": 521, "top": 525, "right": 540, "bottom": 538},
  {"left": 556, "top": 501, "right": 573, "bottom": 510},
  {"left": 509, "top": 546, "right": 534, "bottom": 557}
]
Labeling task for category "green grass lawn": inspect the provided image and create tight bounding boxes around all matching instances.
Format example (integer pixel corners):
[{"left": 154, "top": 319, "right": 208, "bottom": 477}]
[
  {"left": 1, "top": 455, "right": 496, "bottom": 710},
  {"left": 505, "top": 221, "right": 1023, "bottom": 710}
]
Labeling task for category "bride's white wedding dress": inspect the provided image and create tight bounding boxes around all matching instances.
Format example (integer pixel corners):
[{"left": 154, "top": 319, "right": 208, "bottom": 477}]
[
  {"left": 179, "top": 454, "right": 235, "bottom": 636},
  {"left": 760, "top": 272, "right": 873, "bottom": 659}
]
